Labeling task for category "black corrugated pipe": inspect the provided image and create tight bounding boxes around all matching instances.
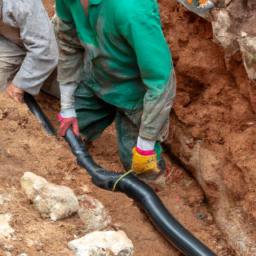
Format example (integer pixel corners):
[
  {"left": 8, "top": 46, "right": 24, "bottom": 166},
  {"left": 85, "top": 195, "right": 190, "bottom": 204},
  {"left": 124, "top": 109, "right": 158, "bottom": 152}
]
[
  {"left": 25, "top": 93, "right": 217, "bottom": 256},
  {"left": 24, "top": 93, "right": 56, "bottom": 136}
]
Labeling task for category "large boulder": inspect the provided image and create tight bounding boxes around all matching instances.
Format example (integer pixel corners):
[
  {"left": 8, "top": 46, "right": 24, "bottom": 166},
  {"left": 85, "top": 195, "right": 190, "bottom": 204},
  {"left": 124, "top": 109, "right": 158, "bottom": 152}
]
[
  {"left": 68, "top": 230, "right": 134, "bottom": 256},
  {"left": 20, "top": 172, "right": 79, "bottom": 221}
]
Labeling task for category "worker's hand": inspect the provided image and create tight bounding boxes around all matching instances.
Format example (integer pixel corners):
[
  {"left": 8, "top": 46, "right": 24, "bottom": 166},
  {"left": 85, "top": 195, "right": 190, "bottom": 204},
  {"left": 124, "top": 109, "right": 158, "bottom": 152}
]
[
  {"left": 132, "top": 146, "right": 160, "bottom": 175},
  {"left": 59, "top": 116, "right": 80, "bottom": 137},
  {"left": 6, "top": 82, "right": 25, "bottom": 103}
]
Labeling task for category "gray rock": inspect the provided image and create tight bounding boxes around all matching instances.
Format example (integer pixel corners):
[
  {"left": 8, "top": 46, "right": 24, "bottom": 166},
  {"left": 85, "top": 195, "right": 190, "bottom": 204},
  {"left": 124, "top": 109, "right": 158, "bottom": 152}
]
[
  {"left": 68, "top": 230, "right": 134, "bottom": 256},
  {"left": 78, "top": 195, "right": 111, "bottom": 234},
  {"left": 21, "top": 172, "right": 79, "bottom": 221},
  {"left": 0, "top": 214, "right": 14, "bottom": 243}
]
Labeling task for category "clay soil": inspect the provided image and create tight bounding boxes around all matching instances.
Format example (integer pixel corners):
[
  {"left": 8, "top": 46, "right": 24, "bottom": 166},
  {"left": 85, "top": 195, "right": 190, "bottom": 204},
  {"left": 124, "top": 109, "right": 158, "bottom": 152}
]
[
  {"left": 0, "top": 1, "right": 236, "bottom": 256},
  {"left": 0, "top": 91, "right": 230, "bottom": 256}
]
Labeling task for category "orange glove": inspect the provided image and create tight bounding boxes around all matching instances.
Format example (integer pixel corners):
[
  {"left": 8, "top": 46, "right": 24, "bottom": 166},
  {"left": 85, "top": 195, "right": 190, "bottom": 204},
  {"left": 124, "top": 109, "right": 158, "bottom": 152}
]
[{"left": 132, "top": 147, "right": 160, "bottom": 175}]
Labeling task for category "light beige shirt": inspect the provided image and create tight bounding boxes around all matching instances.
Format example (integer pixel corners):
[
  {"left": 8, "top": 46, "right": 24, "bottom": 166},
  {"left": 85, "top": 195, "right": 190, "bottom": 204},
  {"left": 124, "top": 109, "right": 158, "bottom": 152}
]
[{"left": 0, "top": 0, "right": 58, "bottom": 95}]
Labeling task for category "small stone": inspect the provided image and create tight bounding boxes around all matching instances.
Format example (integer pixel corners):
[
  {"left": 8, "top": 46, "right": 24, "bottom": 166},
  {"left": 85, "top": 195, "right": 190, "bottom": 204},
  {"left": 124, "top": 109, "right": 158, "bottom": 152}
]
[
  {"left": 68, "top": 230, "right": 134, "bottom": 256},
  {"left": 19, "top": 254, "right": 28, "bottom": 256},
  {"left": 21, "top": 172, "right": 79, "bottom": 221},
  {"left": 78, "top": 195, "right": 111, "bottom": 234},
  {"left": 198, "top": 213, "right": 206, "bottom": 219},
  {"left": 82, "top": 185, "right": 90, "bottom": 193},
  {"left": 26, "top": 239, "right": 34, "bottom": 247},
  {"left": 0, "top": 214, "right": 14, "bottom": 243},
  {"left": 217, "top": 244, "right": 223, "bottom": 250},
  {"left": 241, "top": 31, "right": 247, "bottom": 37}
]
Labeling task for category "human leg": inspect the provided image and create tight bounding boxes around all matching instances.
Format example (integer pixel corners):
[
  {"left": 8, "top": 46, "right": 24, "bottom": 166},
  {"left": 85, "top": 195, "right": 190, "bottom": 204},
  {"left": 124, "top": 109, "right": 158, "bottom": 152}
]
[
  {"left": 41, "top": 69, "right": 60, "bottom": 98},
  {"left": 74, "top": 81, "right": 116, "bottom": 142},
  {"left": 115, "top": 109, "right": 166, "bottom": 180},
  {"left": 0, "top": 35, "right": 25, "bottom": 92}
]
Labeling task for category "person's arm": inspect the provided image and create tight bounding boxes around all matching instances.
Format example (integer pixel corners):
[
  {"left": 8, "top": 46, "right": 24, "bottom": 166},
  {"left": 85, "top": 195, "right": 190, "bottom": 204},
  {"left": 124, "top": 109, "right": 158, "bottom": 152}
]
[
  {"left": 117, "top": 1, "right": 176, "bottom": 143},
  {"left": 3, "top": 0, "right": 58, "bottom": 97},
  {"left": 116, "top": 1, "right": 176, "bottom": 175},
  {"left": 55, "top": 0, "right": 85, "bottom": 136}
]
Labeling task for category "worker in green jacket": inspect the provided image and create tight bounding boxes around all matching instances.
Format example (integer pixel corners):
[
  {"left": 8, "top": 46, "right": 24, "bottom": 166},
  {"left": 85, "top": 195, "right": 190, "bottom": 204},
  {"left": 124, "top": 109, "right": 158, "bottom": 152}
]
[{"left": 55, "top": 0, "right": 176, "bottom": 183}]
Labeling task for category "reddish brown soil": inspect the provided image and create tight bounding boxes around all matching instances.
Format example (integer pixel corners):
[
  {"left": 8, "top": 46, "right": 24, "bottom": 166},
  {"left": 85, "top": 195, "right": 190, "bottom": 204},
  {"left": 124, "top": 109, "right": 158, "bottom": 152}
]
[
  {"left": 0, "top": 1, "right": 236, "bottom": 255},
  {"left": 0, "top": 91, "right": 229, "bottom": 256},
  {"left": 42, "top": 0, "right": 56, "bottom": 19},
  {"left": 159, "top": 0, "right": 256, "bottom": 254}
]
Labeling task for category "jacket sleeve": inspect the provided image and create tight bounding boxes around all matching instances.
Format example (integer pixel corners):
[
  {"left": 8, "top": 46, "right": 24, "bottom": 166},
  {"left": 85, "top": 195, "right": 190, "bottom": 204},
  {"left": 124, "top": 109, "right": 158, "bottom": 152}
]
[
  {"left": 55, "top": 0, "right": 85, "bottom": 86},
  {"left": 117, "top": 1, "right": 176, "bottom": 141},
  {"left": 2, "top": 0, "right": 58, "bottom": 95}
]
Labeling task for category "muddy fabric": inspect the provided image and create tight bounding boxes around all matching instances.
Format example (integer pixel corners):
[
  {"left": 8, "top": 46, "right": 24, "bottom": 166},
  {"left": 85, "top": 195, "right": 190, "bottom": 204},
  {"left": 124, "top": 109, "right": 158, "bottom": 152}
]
[
  {"left": 74, "top": 81, "right": 164, "bottom": 171},
  {"left": 0, "top": 35, "right": 60, "bottom": 98},
  {"left": 0, "top": 35, "right": 25, "bottom": 92},
  {"left": 0, "top": 0, "right": 58, "bottom": 96},
  {"left": 60, "top": 83, "right": 78, "bottom": 113},
  {"left": 55, "top": 0, "right": 176, "bottom": 141}
]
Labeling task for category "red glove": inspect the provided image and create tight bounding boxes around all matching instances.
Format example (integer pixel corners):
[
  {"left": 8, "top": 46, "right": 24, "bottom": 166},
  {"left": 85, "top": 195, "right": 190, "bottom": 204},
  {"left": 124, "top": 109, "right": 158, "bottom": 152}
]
[{"left": 58, "top": 113, "right": 79, "bottom": 137}]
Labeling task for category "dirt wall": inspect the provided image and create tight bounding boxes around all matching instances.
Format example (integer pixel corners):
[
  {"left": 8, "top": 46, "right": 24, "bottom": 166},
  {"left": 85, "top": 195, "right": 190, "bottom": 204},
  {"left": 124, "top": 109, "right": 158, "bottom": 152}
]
[{"left": 160, "top": 0, "right": 256, "bottom": 254}]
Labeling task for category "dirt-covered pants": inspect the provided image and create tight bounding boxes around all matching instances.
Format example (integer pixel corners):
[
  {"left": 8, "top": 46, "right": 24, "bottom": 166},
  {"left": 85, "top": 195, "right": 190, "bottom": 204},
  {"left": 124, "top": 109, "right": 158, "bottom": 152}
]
[
  {"left": 74, "top": 82, "right": 167, "bottom": 172},
  {"left": 0, "top": 35, "right": 59, "bottom": 98}
]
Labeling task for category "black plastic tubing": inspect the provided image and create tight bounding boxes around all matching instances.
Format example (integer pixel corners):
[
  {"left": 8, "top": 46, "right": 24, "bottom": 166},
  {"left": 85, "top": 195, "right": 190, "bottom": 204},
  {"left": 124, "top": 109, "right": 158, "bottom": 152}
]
[
  {"left": 24, "top": 94, "right": 217, "bottom": 256},
  {"left": 64, "top": 129, "right": 217, "bottom": 256},
  {"left": 24, "top": 92, "right": 56, "bottom": 136}
]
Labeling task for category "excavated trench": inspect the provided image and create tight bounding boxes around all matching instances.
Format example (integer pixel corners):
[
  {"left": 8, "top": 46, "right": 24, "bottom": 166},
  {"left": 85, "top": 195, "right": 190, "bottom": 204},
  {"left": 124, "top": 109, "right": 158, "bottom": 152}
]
[{"left": 0, "top": 0, "right": 255, "bottom": 255}]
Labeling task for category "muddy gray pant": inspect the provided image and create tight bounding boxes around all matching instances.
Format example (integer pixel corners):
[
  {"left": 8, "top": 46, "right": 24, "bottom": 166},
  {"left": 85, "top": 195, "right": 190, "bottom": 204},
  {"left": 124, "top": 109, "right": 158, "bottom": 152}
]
[
  {"left": 74, "top": 82, "right": 167, "bottom": 172},
  {"left": 0, "top": 35, "right": 59, "bottom": 98}
]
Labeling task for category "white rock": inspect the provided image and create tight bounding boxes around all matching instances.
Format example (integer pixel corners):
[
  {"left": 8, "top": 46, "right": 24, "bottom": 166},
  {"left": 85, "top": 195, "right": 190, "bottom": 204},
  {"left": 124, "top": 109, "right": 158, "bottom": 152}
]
[
  {"left": 78, "top": 195, "right": 111, "bottom": 234},
  {"left": 0, "top": 214, "right": 14, "bottom": 243},
  {"left": 20, "top": 172, "right": 47, "bottom": 201},
  {"left": 18, "top": 254, "right": 28, "bottom": 256},
  {"left": 20, "top": 172, "right": 79, "bottom": 221},
  {"left": 68, "top": 230, "right": 134, "bottom": 256},
  {"left": 241, "top": 31, "right": 247, "bottom": 38}
]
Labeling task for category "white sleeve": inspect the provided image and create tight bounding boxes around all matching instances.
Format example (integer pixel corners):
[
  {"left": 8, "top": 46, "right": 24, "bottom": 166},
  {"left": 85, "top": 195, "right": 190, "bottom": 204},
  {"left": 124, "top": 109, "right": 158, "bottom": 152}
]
[
  {"left": 59, "top": 83, "right": 78, "bottom": 118},
  {"left": 2, "top": 0, "right": 58, "bottom": 95},
  {"left": 137, "top": 136, "right": 156, "bottom": 151}
]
